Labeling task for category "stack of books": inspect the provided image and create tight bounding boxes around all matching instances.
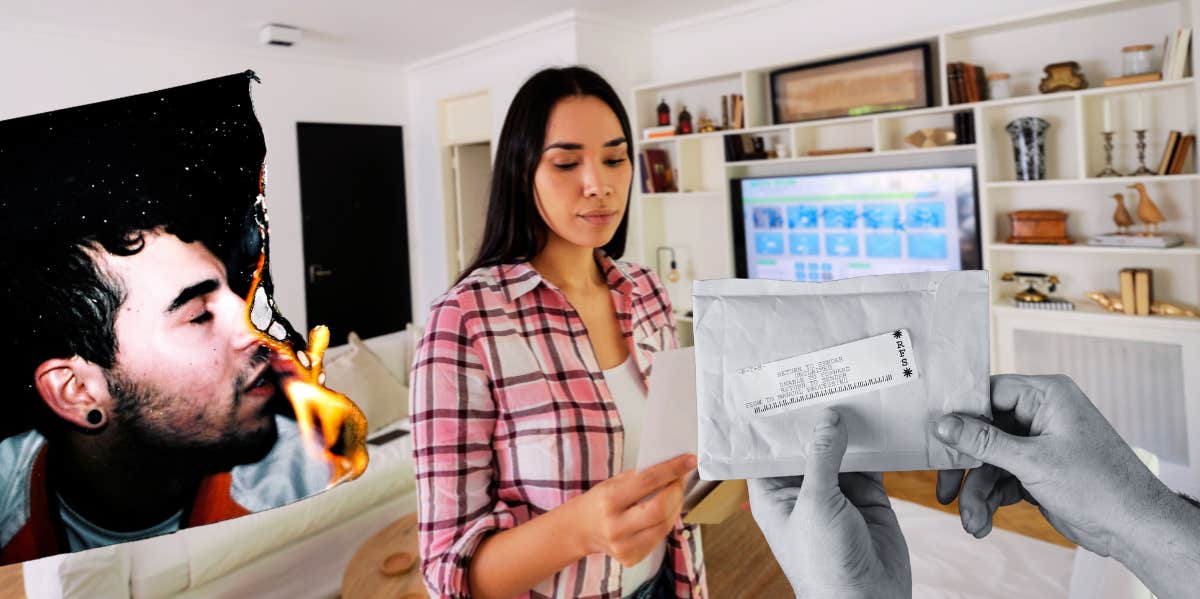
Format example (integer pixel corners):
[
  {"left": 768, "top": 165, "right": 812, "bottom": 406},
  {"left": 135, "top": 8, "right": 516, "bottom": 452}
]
[
  {"left": 1161, "top": 28, "right": 1193, "bottom": 80},
  {"left": 642, "top": 126, "right": 675, "bottom": 140},
  {"left": 1015, "top": 297, "right": 1075, "bottom": 311},
  {"left": 1156, "top": 130, "right": 1194, "bottom": 175},
  {"left": 947, "top": 62, "right": 989, "bottom": 105},
  {"left": 1088, "top": 233, "right": 1183, "bottom": 248}
]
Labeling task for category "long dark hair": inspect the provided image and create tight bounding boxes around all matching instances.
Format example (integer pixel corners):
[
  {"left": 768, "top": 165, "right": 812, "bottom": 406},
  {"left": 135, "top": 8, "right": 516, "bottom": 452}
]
[{"left": 456, "top": 66, "right": 634, "bottom": 284}]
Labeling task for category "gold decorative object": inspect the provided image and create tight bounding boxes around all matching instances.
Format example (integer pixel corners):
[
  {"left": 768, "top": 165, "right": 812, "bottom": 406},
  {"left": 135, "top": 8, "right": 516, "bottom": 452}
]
[
  {"left": 1086, "top": 291, "right": 1200, "bottom": 318},
  {"left": 1039, "top": 61, "right": 1088, "bottom": 93},
  {"left": 1128, "top": 183, "right": 1165, "bottom": 235},
  {"left": 1001, "top": 272, "right": 1060, "bottom": 303},
  {"left": 1111, "top": 193, "right": 1134, "bottom": 234},
  {"left": 904, "top": 128, "right": 956, "bottom": 148},
  {"left": 697, "top": 117, "right": 717, "bottom": 134}
]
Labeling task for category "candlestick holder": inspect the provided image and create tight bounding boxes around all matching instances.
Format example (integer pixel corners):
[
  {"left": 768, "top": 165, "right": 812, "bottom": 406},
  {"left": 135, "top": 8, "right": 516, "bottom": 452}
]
[
  {"left": 1130, "top": 129, "right": 1155, "bottom": 176},
  {"left": 1096, "top": 131, "right": 1123, "bottom": 177}
]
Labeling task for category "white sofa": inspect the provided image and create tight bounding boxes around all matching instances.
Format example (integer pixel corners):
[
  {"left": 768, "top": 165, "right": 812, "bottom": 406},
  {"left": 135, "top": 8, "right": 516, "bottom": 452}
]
[{"left": 21, "top": 327, "right": 422, "bottom": 599}]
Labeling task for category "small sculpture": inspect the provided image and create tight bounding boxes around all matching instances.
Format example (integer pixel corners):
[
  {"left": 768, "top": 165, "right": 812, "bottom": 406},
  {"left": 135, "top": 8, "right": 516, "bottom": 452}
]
[
  {"left": 1086, "top": 291, "right": 1200, "bottom": 318},
  {"left": 1111, "top": 193, "right": 1134, "bottom": 234},
  {"left": 1039, "top": 61, "right": 1088, "bottom": 93},
  {"left": 1128, "top": 182, "right": 1165, "bottom": 236},
  {"left": 905, "top": 128, "right": 956, "bottom": 148}
]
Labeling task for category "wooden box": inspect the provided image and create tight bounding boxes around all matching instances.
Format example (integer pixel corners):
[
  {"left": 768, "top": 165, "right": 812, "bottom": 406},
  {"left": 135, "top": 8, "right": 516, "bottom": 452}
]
[{"left": 1007, "top": 210, "right": 1072, "bottom": 244}]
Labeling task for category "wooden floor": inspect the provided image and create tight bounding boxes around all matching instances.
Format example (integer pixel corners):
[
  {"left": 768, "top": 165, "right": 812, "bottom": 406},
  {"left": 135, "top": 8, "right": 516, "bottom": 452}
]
[
  {"left": 0, "top": 471, "right": 1068, "bottom": 599},
  {"left": 700, "top": 470, "right": 1072, "bottom": 599}
]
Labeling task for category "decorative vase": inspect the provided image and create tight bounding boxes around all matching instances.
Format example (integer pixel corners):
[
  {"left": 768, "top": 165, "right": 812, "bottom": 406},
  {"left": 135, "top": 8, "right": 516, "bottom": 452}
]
[{"left": 1005, "top": 117, "right": 1050, "bottom": 181}]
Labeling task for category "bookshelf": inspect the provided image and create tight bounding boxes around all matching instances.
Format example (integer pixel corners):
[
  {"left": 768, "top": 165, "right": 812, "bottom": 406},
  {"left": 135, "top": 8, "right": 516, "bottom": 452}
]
[
  {"left": 631, "top": 0, "right": 1199, "bottom": 313},
  {"left": 629, "top": 1, "right": 1200, "bottom": 476}
]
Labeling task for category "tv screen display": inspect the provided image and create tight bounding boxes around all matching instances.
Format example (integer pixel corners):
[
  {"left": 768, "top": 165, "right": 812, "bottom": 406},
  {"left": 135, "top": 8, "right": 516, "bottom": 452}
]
[{"left": 731, "top": 167, "right": 980, "bottom": 282}]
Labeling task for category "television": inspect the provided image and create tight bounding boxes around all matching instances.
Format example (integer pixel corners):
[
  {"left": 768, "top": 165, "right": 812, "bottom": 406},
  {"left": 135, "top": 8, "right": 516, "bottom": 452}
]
[{"left": 731, "top": 167, "right": 981, "bottom": 282}]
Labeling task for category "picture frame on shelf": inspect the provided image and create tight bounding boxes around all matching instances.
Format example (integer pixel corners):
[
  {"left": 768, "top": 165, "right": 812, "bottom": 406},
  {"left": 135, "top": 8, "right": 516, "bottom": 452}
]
[{"left": 769, "top": 42, "right": 933, "bottom": 124}]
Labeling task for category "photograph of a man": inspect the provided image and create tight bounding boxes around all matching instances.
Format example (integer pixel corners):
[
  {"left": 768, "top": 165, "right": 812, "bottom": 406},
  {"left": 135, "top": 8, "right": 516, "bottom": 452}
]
[{"left": 0, "top": 72, "right": 338, "bottom": 565}]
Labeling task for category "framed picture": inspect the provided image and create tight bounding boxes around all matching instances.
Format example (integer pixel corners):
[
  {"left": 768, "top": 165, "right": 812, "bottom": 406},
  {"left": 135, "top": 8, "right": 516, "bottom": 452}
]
[{"left": 770, "top": 43, "right": 933, "bottom": 124}]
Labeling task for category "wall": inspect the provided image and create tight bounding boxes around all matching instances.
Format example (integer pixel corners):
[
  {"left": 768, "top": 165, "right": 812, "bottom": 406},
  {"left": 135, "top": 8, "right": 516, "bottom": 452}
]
[
  {"left": 403, "top": 13, "right": 578, "bottom": 318},
  {"left": 649, "top": 0, "right": 1092, "bottom": 82},
  {"left": 0, "top": 21, "right": 408, "bottom": 333}
]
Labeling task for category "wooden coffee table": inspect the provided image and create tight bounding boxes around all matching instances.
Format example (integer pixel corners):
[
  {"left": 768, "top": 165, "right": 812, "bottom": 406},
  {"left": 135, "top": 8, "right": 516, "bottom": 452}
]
[{"left": 341, "top": 513, "right": 428, "bottom": 599}]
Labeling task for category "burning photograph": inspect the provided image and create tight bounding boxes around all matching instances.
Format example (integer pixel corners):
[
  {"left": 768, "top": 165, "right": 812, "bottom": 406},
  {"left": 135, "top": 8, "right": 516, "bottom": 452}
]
[{"left": 0, "top": 72, "right": 367, "bottom": 565}]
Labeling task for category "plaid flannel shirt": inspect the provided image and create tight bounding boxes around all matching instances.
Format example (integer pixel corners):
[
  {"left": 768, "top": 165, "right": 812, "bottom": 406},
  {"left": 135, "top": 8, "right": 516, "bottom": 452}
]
[{"left": 411, "top": 253, "right": 706, "bottom": 599}]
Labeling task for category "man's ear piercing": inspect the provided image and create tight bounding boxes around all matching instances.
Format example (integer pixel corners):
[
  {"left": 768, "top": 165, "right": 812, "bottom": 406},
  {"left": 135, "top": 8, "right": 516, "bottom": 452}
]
[{"left": 86, "top": 409, "right": 104, "bottom": 426}]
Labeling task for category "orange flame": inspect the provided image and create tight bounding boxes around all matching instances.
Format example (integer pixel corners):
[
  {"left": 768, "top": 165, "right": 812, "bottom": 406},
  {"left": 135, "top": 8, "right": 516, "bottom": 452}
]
[{"left": 243, "top": 253, "right": 369, "bottom": 487}]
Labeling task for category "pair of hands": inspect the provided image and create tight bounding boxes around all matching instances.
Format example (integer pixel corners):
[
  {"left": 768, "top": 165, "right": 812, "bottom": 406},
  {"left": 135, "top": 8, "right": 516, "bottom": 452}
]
[{"left": 750, "top": 374, "right": 1183, "bottom": 599}]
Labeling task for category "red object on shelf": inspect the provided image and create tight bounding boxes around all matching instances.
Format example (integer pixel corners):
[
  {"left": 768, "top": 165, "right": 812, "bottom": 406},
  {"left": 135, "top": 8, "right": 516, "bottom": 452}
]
[{"left": 657, "top": 98, "right": 670, "bottom": 126}]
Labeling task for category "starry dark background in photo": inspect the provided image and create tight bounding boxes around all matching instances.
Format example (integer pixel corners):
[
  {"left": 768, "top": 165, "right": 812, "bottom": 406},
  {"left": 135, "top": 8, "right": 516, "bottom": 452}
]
[{"left": 0, "top": 71, "right": 304, "bottom": 437}]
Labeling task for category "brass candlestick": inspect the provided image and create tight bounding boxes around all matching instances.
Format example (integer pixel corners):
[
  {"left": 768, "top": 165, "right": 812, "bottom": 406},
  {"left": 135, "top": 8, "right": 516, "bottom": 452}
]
[
  {"left": 1096, "top": 131, "right": 1123, "bottom": 177},
  {"left": 1130, "top": 129, "right": 1155, "bottom": 176}
]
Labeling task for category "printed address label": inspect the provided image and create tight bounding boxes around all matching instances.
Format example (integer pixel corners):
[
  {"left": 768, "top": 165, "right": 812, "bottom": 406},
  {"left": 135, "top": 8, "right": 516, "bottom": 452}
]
[{"left": 732, "top": 329, "right": 920, "bottom": 417}]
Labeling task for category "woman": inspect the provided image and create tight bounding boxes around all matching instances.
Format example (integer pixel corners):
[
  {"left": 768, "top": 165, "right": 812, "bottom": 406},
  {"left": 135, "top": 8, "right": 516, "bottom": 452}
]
[{"left": 411, "top": 66, "right": 706, "bottom": 599}]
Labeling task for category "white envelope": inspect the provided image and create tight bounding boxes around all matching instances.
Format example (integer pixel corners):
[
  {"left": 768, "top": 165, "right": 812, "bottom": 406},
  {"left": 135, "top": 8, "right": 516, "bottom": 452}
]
[{"left": 694, "top": 271, "right": 990, "bottom": 480}]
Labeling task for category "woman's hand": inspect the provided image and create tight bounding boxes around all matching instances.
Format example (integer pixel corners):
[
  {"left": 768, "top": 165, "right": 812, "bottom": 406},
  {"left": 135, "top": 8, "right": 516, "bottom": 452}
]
[{"left": 568, "top": 454, "right": 695, "bottom": 566}]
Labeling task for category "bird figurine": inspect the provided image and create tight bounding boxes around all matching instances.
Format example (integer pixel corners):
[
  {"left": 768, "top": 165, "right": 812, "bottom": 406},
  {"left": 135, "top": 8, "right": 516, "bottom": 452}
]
[
  {"left": 1128, "top": 182, "right": 1164, "bottom": 236},
  {"left": 1111, "top": 193, "right": 1134, "bottom": 234}
]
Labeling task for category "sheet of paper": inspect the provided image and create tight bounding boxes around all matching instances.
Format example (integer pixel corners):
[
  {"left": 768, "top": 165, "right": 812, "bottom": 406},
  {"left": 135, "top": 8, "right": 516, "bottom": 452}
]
[
  {"left": 637, "top": 347, "right": 721, "bottom": 513},
  {"left": 637, "top": 347, "right": 699, "bottom": 470}
]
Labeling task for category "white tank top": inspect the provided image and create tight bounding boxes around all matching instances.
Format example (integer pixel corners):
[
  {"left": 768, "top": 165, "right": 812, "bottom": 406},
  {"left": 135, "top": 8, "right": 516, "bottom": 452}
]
[{"left": 602, "top": 355, "right": 667, "bottom": 596}]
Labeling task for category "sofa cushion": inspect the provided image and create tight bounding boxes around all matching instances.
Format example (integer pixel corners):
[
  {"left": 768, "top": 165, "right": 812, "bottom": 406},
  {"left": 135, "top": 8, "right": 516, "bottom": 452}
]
[{"left": 323, "top": 332, "right": 409, "bottom": 433}]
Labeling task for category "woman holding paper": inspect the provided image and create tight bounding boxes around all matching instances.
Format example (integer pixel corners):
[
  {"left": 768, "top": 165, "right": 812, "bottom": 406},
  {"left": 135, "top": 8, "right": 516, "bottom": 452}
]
[{"left": 411, "top": 66, "right": 704, "bottom": 599}]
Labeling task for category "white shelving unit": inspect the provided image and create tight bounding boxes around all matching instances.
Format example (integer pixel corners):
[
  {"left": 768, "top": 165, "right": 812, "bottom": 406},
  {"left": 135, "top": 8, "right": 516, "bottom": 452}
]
[{"left": 629, "top": 0, "right": 1200, "bottom": 490}]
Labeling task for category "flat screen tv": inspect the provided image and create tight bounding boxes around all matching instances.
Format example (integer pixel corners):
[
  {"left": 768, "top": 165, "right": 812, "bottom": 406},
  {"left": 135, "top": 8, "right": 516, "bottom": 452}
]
[{"left": 731, "top": 167, "right": 981, "bottom": 282}]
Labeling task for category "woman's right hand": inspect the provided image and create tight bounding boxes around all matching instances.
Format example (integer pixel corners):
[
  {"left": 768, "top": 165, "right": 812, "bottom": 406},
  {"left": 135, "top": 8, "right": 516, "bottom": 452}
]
[{"left": 568, "top": 454, "right": 696, "bottom": 566}]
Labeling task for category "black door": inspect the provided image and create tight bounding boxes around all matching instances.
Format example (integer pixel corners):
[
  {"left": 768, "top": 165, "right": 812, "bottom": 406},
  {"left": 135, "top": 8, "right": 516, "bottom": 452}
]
[{"left": 297, "top": 123, "right": 410, "bottom": 347}]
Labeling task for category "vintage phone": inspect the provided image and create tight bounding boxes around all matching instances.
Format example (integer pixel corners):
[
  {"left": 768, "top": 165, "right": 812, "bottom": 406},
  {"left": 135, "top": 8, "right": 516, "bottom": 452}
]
[{"left": 1000, "top": 271, "right": 1060, "bottom": 303}]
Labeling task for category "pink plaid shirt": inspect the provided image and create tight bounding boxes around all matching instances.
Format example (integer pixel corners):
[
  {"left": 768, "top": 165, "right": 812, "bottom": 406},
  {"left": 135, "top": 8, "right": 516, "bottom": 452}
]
[{"left": 411, "top": 253, "right": 706, "bottom": 599}]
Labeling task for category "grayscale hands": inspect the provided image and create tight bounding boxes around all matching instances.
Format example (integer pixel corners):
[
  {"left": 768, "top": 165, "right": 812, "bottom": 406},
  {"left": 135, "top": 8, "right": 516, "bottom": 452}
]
[
  {"left": 933, "top": 374, "right": 1200, "bottom": 599},
  {"left": 932, "top": 374, "right": 1165, "bottom": 553},
  {"left": 749, "top": 409, "right": 911, "bottom": 599}
]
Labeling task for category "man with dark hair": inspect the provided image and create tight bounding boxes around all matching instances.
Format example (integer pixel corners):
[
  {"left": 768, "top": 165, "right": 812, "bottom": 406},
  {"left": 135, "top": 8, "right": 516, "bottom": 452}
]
[{"left": 0, "top": 73, "right": 327, "bottom": 564}]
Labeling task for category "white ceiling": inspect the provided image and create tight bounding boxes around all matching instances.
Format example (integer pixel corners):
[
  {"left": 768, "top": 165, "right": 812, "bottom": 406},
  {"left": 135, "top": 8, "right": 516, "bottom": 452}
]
[{"left": 0, "top": 0, "right": 755, "bottom": 66}]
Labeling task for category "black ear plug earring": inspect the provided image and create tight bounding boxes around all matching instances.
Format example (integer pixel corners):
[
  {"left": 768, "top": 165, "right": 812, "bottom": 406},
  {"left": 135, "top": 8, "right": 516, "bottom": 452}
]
[{"left": 86, "top": 409, "right": 103, "bottom": 426}]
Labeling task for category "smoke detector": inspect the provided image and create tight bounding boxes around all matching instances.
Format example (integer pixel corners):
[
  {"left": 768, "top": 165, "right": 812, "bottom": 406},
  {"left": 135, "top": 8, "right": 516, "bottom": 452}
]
[{"left": 259, "top": 24, "right": 302, "bottom": 47}]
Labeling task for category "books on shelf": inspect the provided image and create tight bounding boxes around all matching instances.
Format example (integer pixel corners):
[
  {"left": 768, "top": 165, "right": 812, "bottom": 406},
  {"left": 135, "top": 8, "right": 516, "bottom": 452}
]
[
  {"left": 1161, "top": 28, "right": 1193, "bottom": 80},
  {"left": 953, "top": 111, "right": 975, "bottom": 145},
  {"left": 1103, "top": 72, "right": 1163, "bottom": 87},
  {"left": 643, "top": 125, "right": 675, "bottom": 140},
  {"left": 1157, "top": 130, "right": 1182, "bottom": 175},
  {"left": 1118, "top": 269, "right": 1156, "bottom": 316},
  {"left": 1089, "top": 233, "right": 1184, "bottom": 248},
  {"left": 729, "top": 94, "right": 744, "bottom": 130},
  {"left": 1155, "top": 131, "right": 1193, "bottom": 175},
  {"left": 1170, "top": 134, "right": 1194, "bottom": 174},
  {"left": 948, "top": 62, "right": 989, "bottom": 104},
  {"left": 640, "top": 149, "right": 677, "bottom": 193}
]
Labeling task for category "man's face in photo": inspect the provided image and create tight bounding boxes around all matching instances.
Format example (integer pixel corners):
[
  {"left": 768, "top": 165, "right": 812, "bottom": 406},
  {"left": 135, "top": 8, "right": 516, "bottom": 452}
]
[{"left": 98, "top": 230, "right": 279, "bottom": 469}]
